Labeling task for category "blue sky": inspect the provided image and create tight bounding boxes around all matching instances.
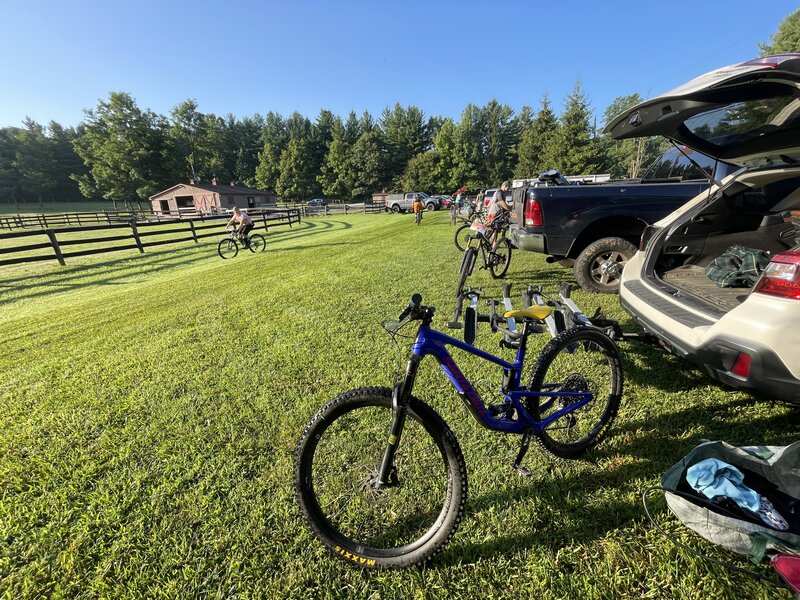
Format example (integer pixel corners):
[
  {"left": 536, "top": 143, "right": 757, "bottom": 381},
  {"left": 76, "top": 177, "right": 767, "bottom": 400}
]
[{"left": 1, "top": 0, "right": 797, "bottom": 129}]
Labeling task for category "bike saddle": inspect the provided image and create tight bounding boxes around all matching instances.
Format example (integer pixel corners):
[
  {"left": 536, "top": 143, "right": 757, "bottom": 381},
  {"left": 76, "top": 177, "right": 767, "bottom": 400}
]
[{"left": 503, "top": 306, "right": 554, "bottom": 321}]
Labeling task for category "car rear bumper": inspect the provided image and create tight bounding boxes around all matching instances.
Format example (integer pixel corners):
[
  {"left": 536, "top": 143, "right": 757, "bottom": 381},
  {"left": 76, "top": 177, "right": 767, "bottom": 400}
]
[
  {"left": 509, "top": 226, "right": 546, "bottom": 253},
  {"left": 620, "top": 282, "right": 800, "bottom": 404}
]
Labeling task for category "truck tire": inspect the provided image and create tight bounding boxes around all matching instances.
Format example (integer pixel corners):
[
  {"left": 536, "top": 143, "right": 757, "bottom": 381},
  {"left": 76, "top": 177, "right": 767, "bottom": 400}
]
[
  {"left": 426, "top": 202, "right": 436, "bottom": 211},
  {"left": 391, "top": 204, "right": 401, "bottom": 213},
  {"left": 573, "top": 237, "right": 637, "bottom": 294}
]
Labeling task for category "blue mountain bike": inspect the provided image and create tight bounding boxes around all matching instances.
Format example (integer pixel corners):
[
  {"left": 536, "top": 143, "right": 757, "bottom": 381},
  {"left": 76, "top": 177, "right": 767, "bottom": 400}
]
[{"left": 294, "top": 290, "right": 623, "bottom": 569}]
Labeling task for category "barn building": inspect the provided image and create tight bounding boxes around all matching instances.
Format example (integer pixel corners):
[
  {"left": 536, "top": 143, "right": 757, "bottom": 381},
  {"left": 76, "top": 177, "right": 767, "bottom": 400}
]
[{"left": 149, "top": 181, "right": 276, "bottom": 215}]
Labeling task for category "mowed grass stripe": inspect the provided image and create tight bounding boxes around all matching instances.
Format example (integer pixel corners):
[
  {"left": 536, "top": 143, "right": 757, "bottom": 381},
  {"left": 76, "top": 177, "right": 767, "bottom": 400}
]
[{"left": 0, "top": 212, "right": 795, "bottom": 598}]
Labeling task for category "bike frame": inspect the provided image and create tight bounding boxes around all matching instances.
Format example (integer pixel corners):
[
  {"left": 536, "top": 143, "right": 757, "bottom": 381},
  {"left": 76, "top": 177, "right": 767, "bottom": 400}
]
[{"left": 376, "top": 319, "right": 594, "bottom": 486}]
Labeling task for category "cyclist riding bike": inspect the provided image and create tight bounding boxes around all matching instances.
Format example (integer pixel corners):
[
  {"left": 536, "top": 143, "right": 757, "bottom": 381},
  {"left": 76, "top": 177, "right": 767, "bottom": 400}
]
[
  {"left": 411, "top": 195, "right": 424, "bottom": 219},
  {"left": 485, "top": 181, "right": 513, "bottom": 250},
  {"left": 226, "top": 207, "right": 254, "bottom": 246}
]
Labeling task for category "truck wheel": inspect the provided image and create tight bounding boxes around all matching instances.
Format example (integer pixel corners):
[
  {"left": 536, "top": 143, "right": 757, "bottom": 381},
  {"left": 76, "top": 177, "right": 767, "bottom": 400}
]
[
  {"left": 391, "top": 205, "right": 401, "bottom": 213},
  {"left": 573, "top": 237, "right": 637, "bottom": 294},
  {"left": 426, "top": 203, "right": 436, "bottom": 211}
]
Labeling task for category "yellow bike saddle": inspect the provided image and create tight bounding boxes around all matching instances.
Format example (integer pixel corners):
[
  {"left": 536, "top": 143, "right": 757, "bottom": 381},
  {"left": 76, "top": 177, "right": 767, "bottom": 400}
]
[{"left": 503, "top": 306, "right": 554, "bottom": 321}]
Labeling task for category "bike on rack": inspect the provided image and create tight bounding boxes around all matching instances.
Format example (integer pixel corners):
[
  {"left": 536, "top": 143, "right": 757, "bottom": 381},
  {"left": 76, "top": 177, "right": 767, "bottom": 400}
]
[
  {"left": 294, "top": 284, "right": 623, "bottom": 569},
  {"left": 218, "top": 227, "right": 266, "bottom": 259},
  {"left": 455, "top": 212, "right": 513, "bottom": 289}
]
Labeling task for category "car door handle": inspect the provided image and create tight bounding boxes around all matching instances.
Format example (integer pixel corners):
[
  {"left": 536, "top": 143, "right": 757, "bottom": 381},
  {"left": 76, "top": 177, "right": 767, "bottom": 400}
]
[{"left": 691, "top": 216, "right": 710, "bottom": 224}]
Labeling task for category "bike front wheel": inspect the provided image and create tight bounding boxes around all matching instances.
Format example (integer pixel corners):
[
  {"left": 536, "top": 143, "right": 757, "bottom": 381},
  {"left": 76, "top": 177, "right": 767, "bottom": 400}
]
[
  {"left": 489, "top": 237, "right": 512, "bottom": 279},
  {"left": 294, "top": 387, "right": 467, "bottom": 569},
  {"left": 527, "top": 327, "right": 623, "bottom": 459},
  {"left": 217, "top": 238, "right": 238, "bottom": 259},
  {"left": 248, "top": 234, "right": 266, "bottom": 253}
]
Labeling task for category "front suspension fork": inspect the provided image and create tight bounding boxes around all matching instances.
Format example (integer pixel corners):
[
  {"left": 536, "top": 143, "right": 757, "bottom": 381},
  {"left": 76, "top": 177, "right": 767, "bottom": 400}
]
[{"left": 374, "top": 355, "right": 421, "bottom": 487}]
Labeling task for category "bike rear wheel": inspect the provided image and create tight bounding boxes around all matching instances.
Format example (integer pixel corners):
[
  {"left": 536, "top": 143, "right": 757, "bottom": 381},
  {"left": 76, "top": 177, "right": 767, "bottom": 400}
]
[
  {"left": 217, "top": 238, "right": 238, "bottom": 259},
  {"left": 489, "top": 237, "right": 512, "bottom": 279},
  {"left": 454, "top": 224, "right": 473, "bottom": 252},
  {"left": 294, "top": 387, "right": 467, "bottom": 569},
  {"left": 415, "top": 211, "right": 422, "bottom": 225},
  {"left": 248, "top": 234, "right": 266, "bottom": 253},
  {"left": 527, "top": 327, "right": 623, "bottom": 459},
  {"left": 455, "top": 247, "right": 477, "bottom": 297}
]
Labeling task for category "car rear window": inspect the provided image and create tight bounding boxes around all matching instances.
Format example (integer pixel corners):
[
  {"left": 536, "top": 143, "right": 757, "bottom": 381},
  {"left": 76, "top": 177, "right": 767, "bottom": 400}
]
[{"left": 684, "top": 97, "right": 800, "bottom": 145}]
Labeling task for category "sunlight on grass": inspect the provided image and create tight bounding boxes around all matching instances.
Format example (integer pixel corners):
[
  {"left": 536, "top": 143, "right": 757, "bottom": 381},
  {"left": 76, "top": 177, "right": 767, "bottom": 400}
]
[{"left": 0, "top": 212, "right": 795, "bottom": 598}]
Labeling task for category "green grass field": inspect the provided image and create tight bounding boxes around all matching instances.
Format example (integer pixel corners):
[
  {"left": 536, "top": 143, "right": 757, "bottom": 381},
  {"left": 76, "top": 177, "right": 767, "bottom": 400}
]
[{"left": 0, "top": 212, "right": 796, "bottom": 598}]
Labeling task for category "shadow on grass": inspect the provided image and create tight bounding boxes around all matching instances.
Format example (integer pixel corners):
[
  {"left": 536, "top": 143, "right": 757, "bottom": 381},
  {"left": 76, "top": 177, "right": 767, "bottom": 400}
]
[
  {"left": 0, "top": 247, "right": 209, "bottom": 306},
  {"left": 437, "top": 397, "right": 799, "bottom": 565}
]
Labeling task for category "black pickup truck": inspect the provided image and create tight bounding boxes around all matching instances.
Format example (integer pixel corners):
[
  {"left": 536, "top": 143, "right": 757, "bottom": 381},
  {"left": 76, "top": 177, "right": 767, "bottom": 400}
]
[{"left": 509, "top": 147, "right": 737, "bottom": 293}]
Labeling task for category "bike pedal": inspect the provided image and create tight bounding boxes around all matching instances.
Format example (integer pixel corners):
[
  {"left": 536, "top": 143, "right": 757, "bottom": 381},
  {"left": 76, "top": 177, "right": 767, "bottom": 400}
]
[
  {"left": 447, "top": 321, "right": 463, "bottom": 329},
  {"left": 515, "top": 465, "right": 532, "bottom": 477}
]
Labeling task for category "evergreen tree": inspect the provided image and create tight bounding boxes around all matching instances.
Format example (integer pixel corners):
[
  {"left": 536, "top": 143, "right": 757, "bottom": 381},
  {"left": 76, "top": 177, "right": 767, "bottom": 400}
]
[
  {"left": 233, "top": 114, "right": 264, "bottom": 186},
  {"left": 380, "top": 103, "right": 431, "bottom": 187},
  {"left": 14, "top": 119, "right": 58, "bottom": 208},
  {"left": 317, "top": 116, "right": 350, "bottom": 198},
  {"left": 482, "top": 99, "right": 519, "bottom": 184},
  {"left": 431, "top": 118, "right": 462, "bottom": 192},
  {"left": 255, "top": 112, "right": 287, "bottom": 191},
  {"left": 276, "top": 138, "right": 317, "bottom": 200},
  {"left": 0, "top": 127, "right": 22, "bottom": 205},
  {"left": 49, "top": 121, "right": 86, "bottom": 202},
  {"left": 548, "top": 81, "right": 599, "bottom": 176},
  {"left": 516, "top": 94, "right": 558, "bottom": 177},
  {"left": 759, "top": 9, "right": 800, "bottom": 55}
]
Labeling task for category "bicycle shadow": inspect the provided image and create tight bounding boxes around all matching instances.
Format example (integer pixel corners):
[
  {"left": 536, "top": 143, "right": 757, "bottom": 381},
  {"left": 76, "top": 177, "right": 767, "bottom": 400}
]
[{"left": 435, "top": 397, "right": 799, "bottom": 565}]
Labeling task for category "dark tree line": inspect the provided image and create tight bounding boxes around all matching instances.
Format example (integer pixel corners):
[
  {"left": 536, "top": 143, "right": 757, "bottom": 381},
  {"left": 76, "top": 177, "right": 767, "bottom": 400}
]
[{"left": 0, "top": 83, "right": 666, "bottom": 207}]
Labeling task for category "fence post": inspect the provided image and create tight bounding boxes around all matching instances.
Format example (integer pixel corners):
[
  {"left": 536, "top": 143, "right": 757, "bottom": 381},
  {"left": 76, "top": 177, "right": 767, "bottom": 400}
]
[
  {"left": 76, "top": 213, "right": 82, "bottom": 226},
  {"left": 262, "top": 212, "right": 269, "bottom": 233},
  {"left": 130, "top": 220, "right": 145, "bottom": 253},
  {"left": 289, "top": 210, "right": 293, "bottom": 228},
  {"left": 188, "top": 219, "right": 198, "bottom": 243},
  {"left": 104, "top": 210, "right": 111, "bottom": 224},
  {"left": 46, "top": 229, "right": 66, "bottom": 266}
]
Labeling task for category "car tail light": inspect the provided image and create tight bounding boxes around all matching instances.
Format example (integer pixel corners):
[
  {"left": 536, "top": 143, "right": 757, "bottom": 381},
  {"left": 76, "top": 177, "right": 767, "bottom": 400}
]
[
  {"left": 772, "top": 555, "right": 800, "bottom": 594},
  {"left": 731, "top": 352, "right": 751, "bottom": 378},
  {"left": 524, "top": 199, "right": 543, "bottom": 227},
  {"left": 753, "top": 251, "right": 800, "bottom": 300},
  {"left": 639, "top": 225, "right": 658, "bottom": 251}
]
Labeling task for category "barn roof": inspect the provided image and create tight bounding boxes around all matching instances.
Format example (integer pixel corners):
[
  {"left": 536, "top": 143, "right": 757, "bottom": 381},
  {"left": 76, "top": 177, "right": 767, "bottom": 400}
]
[{"left": 149, "top": 183, "right": 274, "bottom": 201}]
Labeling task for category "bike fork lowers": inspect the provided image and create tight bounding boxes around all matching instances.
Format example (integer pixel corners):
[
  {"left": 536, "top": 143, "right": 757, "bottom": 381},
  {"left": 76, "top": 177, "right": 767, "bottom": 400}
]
[{"left": 374, "top": 354, "right": 421, "bottom": 488}]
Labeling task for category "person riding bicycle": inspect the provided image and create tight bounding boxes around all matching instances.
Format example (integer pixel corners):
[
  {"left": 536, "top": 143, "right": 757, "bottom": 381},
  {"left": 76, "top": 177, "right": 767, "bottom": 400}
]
[
  {"left": 485, "top": 181, "right": 512, "bottom": 250},
  {"left": 226, "top": 207, "right": 254, "bottom": 246},
  {"left": 411, "top": 194, "right": 424, "bottom": 217}
]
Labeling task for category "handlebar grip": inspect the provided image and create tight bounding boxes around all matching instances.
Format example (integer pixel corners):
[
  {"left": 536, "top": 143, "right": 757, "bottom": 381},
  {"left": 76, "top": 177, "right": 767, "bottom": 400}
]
[{"left": 398, "top": 293, "right": 423, "bottom": 320}]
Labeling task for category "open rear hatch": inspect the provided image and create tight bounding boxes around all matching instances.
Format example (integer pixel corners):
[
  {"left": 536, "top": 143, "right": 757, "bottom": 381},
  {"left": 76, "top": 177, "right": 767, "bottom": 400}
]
[
  {"left": 606, "top": 54, "right": 800, "bottom": 168},
  {"left": 607, "top": 55, "right": 800, "bottom": 318}
]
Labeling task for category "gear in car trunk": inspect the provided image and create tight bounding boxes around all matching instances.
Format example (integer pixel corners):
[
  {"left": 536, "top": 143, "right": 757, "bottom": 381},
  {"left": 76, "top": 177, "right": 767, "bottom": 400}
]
[{"left": 648, "top": 170, "right": 800, "bottom": 317}]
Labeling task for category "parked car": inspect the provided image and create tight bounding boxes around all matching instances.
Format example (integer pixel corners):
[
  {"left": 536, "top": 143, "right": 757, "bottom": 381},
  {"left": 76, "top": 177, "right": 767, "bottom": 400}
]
[
  {"left": 431, "top": 194, "right": 453, "bottom": 208},
  {"left": 307, "top": 198, "right": 328, "bottom": 206},
  {"left": 385, "top": 192, "right": 440, "bottom": 212},
  {"left": 606, "top": 54, "right": 800, "bottom": 404}
]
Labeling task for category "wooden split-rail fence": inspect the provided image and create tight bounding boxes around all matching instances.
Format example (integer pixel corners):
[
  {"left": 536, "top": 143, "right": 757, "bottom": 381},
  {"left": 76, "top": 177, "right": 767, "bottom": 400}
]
[{"left": 0, "top": 209, "right": 301, "bottom": 268}]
